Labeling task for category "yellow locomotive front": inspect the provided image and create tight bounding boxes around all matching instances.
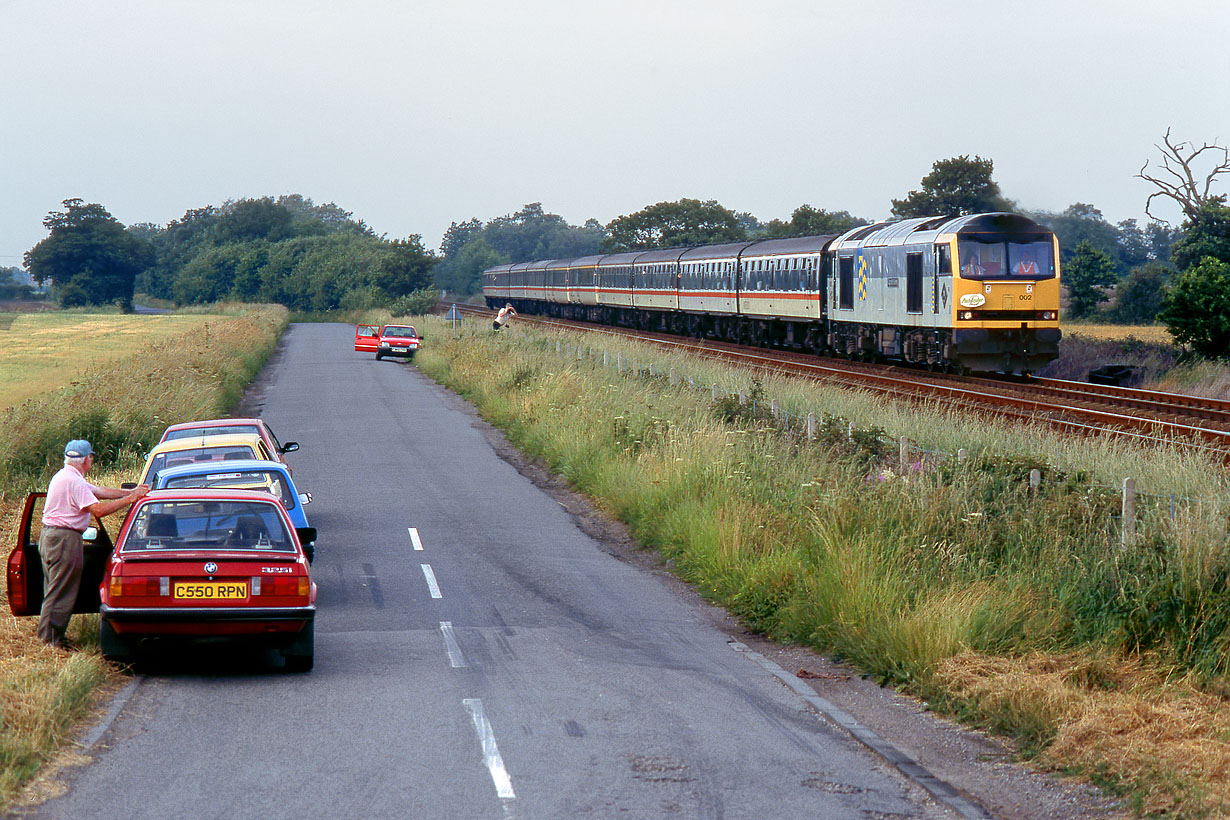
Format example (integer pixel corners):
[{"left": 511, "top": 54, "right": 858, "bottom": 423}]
[{"left": 943, "top": 213, "right": 1061, "bottom": 375}]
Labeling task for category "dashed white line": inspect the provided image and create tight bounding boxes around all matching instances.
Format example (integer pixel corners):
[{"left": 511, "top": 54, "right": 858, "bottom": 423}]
[
  {"left": 463, "top": 698, "right": 515, "bottom": 800},
  {"left": 440, "top": 621, "right": 467, "bottom": 667},
  {"left": 421, "top": 563, "right": 442, "bottom": 598},
  {"left": 408, "top": 527, "right": 424, "bottom": 551}
]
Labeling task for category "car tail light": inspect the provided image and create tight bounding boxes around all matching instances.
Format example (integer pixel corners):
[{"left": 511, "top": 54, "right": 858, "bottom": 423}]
[
  {"left": 109, "top": 576, "right": 169, "bottom": 601},
  {"left": 251, "top": 576, "right": 309, "bottom": 598}
]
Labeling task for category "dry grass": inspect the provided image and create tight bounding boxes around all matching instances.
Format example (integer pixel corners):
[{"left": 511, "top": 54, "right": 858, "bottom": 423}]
[
  {"left": 0, "top": 312, "right": 216, "bottom": 413},
  {"left": 937, "top": 652, "right": 1230, "bottom": 817},
  {"left": 1064, "top": 323, "right": 1176, "bottom": 344}
]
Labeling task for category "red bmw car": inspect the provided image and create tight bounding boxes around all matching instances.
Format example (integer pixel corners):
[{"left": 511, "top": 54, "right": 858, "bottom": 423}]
[{"left": 8, "top": 489, "right": 317, "bottom": 672}]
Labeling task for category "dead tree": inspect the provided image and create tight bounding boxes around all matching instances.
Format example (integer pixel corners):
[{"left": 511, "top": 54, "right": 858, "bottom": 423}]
[{"left": 1137, "top": 128, "right": 1229, "bottom": 223}]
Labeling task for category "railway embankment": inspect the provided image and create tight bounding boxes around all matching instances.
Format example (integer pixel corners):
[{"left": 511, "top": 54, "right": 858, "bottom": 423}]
[{"left": 417, "top": 315, "right": 1230, "bottom": 818}]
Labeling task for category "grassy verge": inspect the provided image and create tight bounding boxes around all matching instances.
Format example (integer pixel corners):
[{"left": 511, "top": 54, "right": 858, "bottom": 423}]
[
  {"left": 415, "top": 315, "right": 1230, "bottom": 818},
  {"left": 0, "top": 303, "right": 288, "bottom": 811}
]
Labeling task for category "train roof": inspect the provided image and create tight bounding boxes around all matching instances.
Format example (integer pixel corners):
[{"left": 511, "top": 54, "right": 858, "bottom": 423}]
[
  {"left": 545, "top": 258, "right": 572, "bottom": 270},
  {"left": 831, "top": 212, "right": 1051, "bottom": 251},
  {"left": 634, "top": 248, "right": 688, "bottom": 264},
  {"left": 569, "top": 254, "right": 606, "bottom": 267},
  {"left": 597, "top": 251, "right": 642, "bottom": 266},
  {"left": 740, "top": 235, "right": 836, "bottom": 257},
  {"left": 678, "top": 241, "right": 759, "bottom": 261}
]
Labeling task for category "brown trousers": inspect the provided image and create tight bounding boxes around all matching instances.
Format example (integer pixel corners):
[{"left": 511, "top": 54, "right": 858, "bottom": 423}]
[{"left": 37, "top": 526, "right": 83, "bottom": 646}]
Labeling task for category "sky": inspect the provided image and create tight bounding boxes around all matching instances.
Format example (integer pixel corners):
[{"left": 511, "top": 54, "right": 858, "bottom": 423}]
[{"left": 3, "top": 0, "right": 1229, "bottom": 266}]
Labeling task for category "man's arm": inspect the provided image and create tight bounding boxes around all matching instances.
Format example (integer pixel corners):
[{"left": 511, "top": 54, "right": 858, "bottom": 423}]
[{"left": 86, "top": 486, "right": 150, "bottom": 518}]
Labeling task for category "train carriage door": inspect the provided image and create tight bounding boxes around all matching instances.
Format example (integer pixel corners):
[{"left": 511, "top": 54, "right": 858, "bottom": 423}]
[
  {"left": 839, "top": 256, "right": 854, "bottom": 310},
  {"left": 906, "top": 253, "right": 923, "bottom": 314}
]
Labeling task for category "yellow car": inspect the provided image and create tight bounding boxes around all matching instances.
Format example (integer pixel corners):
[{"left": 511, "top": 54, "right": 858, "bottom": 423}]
[{"left": 132, "top": 433, "right": 279, "bottom": 488}]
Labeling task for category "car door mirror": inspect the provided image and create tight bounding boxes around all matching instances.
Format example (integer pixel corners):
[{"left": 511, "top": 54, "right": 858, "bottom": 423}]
[
  {"left": 281, "top": 442, "right": 299, "bottom": 454},
  {"left": 82, "top": 527, "right": 98, "bottom": 541},
  {"left": 298, "top": 493, "right": 312, "bottom": 505}
]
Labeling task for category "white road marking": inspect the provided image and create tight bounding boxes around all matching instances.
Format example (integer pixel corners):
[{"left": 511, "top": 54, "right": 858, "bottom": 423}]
[
  {"left": 408, "top": 527, "right": 424, "bottom": 551},
  {"left": 421, "top": 563, "right": 442, "bottom": 598},
  {"left": 463, "top": 698, "right": 515, "bottom": 800},
  {"left": 440, "top": 621, "right": 467, "bottom": 667}
]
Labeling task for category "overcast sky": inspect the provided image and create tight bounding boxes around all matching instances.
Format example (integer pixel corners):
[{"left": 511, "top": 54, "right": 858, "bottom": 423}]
[{"left": 3, "top": 0, "right": 1228, "bottom": 265}]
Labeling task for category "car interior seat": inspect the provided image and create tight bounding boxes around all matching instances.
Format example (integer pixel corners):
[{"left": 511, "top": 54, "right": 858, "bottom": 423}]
[{"left": 229, "top": 515, "right": 269, "bottom": 547}]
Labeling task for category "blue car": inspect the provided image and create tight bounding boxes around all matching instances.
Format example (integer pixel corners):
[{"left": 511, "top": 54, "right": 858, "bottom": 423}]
[{"left": 151, "top": 460, "right": 317, "bottom": 561}]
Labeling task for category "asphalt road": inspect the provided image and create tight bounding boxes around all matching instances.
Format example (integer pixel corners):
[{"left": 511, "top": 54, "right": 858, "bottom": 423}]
[{"left": 15, "top": 323, "right": 957, "bottom": 820}]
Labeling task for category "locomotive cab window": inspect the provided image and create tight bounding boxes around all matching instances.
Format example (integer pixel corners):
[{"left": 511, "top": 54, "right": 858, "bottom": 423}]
[{"left": 959, "top": 237, "right": 1055, "bottom": 280}]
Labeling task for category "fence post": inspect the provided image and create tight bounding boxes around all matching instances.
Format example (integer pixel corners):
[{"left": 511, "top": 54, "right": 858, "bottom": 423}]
[
  {"left": 807, "top": 412, "right": 816, "bottom": 441},
  {"left": 603, "top": 351, "right": 609, "bottom": 367},
  {"left": 957, "top": 448, "right": 968, "bottom": 464},
  {"left": 771, "top": 399, "right": 780, "bottom": 420},
  {"left": 555, "top": 340, "right": 561, "bottom": 353},
  {"left": 1121, "top": 477, "right": 1137, "bottom": 548},
  {"left": 617, "top": 353, "right": 624, "bottom": 373},
  {"left": 739, "top": 389, "right": 747, "bottom": 405},
  {"left": 899, "top": 437, "right": 909, "bottom": 471},
  {"left": 713, "top": 384, "right": 722, "bottom": 402},
  {"left": 670, "top": 368, "right": 678, "bottom": 386},
  {"left": 649, "top": 362, "right": 657, "bottom": 377},
  {"left": 847, "top": 422, "right": 854, "bottom": 442}
]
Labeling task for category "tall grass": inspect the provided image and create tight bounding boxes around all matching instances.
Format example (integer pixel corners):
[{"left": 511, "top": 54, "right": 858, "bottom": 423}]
[
  {"left": 416, "top": 316, "right": 1230, "bottom": 817},
  {"left": 0, "top": 304, "right": 287, "bottom": 812}
]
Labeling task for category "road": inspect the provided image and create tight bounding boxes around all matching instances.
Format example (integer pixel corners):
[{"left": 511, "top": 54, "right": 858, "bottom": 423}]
[{"left": 15, "top": 322, "right": 961, "bottom": 820}]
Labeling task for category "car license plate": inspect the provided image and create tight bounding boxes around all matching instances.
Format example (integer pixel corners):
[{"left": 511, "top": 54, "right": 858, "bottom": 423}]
[
  {"left": 174, "top": 582, "right": 248, "bottom": 600},
  {"left": 392, "top": 346, "right": 408, "bottom": 352}
]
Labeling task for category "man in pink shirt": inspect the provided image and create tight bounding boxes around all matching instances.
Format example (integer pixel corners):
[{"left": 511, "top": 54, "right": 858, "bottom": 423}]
[{"left": 38, "top": 440, "right": 149, "bottom": 648}]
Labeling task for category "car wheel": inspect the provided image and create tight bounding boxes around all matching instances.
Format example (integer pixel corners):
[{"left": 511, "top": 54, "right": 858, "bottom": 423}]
[
  {"left": 99, "top": 619, "right": 131, "bottom": 664},
  {"left": 375, "top": 352, "right": 383, "bottom": 360},
  {"left": 282, "top": 622, "right": 314, "bottom": 673}
]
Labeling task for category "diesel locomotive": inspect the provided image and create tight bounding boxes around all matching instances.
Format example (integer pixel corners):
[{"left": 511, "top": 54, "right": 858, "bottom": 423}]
[{"left": 482, "top": 212, "right": 1061, "bottom": 375}]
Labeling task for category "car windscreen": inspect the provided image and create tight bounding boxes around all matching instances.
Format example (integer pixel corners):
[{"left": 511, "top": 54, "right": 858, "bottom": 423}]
[
  {"left": 382, "top": 326, "right": 417, "bottom": 338},
  {"left": 122, "top": 500, "right": 294, "bottom": 553},
  {"left": 164, "top": 425, "right": 259, "bottom": 441},
  {"left": 161, "top": 470, "right": 296, "bottom": 510}
]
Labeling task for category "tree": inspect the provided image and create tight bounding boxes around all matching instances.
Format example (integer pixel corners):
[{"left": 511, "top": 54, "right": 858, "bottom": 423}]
[
  {"left": 763, "top": 205, "right": 867, "bottom": 238},
  {"left": 1137, "top": 129, "right": 1230, "bottom": 223},
  {"left": 1110, "top": 263, "right": 1170, "bottom": 324},
  {"left": 603, "top": 198, "right": 744, "bottom": 251},
  {"left": 439, "top": 218, "right": 485, "bottom": 258},
  {"left": 24, "top": 199, "right": 153, "bottom": 311},
  {"left": 371, "top": 236, "right": 437, "bottom": 299},
  {"left": 1063, "top": 240, "right": 1118, "bottom": 318},
  {"left": 1170, "top": 201, "right": 1230, "bottom": 272},
  {"left": 890, "top": 155, "right": 1012, "bottom": 219},
  {"left": 1158, "top": 257, "right": 1230, "bottom": 358},
  {"left": 433, "top": 237, "right": 505, "bottom": 296}
]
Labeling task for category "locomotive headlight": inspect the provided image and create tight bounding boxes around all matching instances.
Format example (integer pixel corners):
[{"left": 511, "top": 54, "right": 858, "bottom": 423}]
[
  {"left": 1041, "top": 311, "right": 1057, "bottom": 320},
  {"left": 959, "top": 310, "right": 975, "bottom": 320}
]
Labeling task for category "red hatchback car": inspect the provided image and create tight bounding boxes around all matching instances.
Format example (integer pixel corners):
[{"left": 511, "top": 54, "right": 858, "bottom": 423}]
[{"left": 8, "top": 489, "right": 317, "bottom": 672}]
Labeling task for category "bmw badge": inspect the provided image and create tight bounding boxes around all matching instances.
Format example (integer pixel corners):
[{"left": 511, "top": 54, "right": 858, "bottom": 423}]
[{"left": 204, "top": 562, "right": 218, "bottom": 573}]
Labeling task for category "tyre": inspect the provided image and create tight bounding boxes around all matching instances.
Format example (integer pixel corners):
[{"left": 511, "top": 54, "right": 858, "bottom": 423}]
[
  {"left": 282, "top": 622, "right": 314, "bottom": 673},
  {"left": 99, "top": 618, "right": 131, "bottom": 664},
  {"left": 375, "top": 352, "right": 383, "bottom": 360}
]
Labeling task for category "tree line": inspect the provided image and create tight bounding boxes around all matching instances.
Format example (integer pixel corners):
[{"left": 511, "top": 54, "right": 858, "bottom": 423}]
[
  {"left": 20, "top": 137, "right": 1230, "bottom": 356},
  {"left": 24, "top": 195, "right": 437, "bottom": 315}
]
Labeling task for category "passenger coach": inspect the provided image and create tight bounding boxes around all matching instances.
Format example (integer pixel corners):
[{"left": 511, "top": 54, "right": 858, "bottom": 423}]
[{"left": 483, "top": 212, "right": 1061, "bottom": 375}]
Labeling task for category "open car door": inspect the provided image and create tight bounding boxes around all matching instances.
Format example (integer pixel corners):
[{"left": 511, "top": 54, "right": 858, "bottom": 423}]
[
  {"left": 355, "top": 324, "right": 381, "bottom": 352},
  {"left": 7, "top": 493, "right": 113, "bottom": 617}
]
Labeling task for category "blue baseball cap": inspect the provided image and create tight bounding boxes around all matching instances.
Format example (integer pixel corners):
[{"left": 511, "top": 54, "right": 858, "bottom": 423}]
[{"left": 64, "top": 440, "right": 93, "bottom": 458}]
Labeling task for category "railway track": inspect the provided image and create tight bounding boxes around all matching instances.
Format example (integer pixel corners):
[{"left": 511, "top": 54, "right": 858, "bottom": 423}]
[{"left": 447, "top": 304, "right": 1230, "bottom": 456}]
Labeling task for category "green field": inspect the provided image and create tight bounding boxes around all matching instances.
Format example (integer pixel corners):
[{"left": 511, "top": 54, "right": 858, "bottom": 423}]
[{"left": 0, "top": 312, "right": 216, "bottom": 413}]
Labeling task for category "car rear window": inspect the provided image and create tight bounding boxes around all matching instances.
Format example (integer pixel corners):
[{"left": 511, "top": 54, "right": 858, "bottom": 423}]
[
  {"left": 164, "top": 425, "right": 259, "bottom": 440},
  {"left": 161, "top": 470, "right": 296, "bottom": 510},
  {"left": 122, "top": 501, "right": 294, "bottom": 553}
]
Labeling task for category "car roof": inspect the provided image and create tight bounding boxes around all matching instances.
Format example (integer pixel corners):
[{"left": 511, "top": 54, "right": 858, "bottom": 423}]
[
  {"left": 163, "top": 418, "right": 266, "bottom": 432},
  {"left": 155, "top": 459, "right": 291, "bottom": 480},
  {"left": 139, "top": 487, "right": 286, "bottom": 504}
]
